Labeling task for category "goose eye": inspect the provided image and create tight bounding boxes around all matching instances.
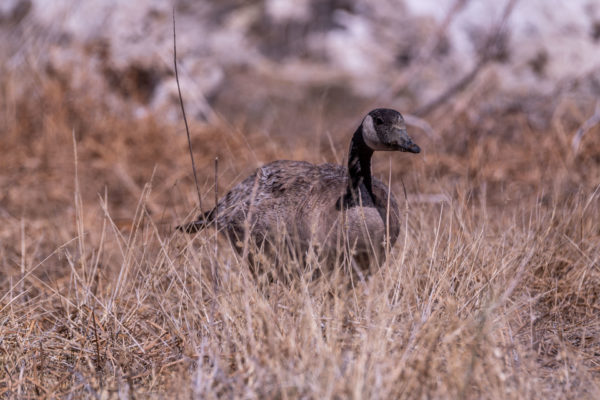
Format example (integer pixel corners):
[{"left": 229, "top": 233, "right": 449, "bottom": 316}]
[{"left": 374, "top": 116, "right": 384, "bottom": 125}]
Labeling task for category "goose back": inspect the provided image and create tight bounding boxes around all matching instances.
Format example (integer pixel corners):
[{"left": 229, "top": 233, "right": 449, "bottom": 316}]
[{"left": 190, "top": 159, "right": 400, "bottom": 268}]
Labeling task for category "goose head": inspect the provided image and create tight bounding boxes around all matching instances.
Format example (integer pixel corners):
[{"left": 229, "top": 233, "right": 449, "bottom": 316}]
[{"left": 361, "top": 108, "right": 420, "bottom": 153}]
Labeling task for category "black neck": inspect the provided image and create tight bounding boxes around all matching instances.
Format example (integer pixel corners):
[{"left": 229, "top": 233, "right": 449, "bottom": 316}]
[{"left": 346, "top": 124, "right": 374, "bottom": 203}]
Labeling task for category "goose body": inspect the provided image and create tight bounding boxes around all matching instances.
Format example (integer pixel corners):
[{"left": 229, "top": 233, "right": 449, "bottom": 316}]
[{"left": 179, "top": 108, "right": 420, "bottom": 270}]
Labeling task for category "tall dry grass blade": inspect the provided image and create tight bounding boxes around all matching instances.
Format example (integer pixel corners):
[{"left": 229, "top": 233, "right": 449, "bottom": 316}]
[
  {"left": 383, "top": 156, "right": 392, "bottom": 289},
  {"left": 109, "top": 182, "right": 152, "bottom": 313},
  {"left": 19, "top": 218, "right": 26, "bottom": 303},
  {"left": 72, "top": 129, "right": 87, "bottom": 281},
  {"left": 214, "top": 157, "right": 219, "bottom": 260},
  {"left": 172, "top": 11, "right": 202, "bottom": 214}
]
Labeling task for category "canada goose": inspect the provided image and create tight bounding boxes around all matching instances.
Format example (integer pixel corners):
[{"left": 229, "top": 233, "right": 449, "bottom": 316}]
[{"left": 178, "top": 108, "right": 420, "bottom": 271}]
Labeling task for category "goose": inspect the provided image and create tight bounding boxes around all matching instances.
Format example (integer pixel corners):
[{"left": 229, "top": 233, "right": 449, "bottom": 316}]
[{"left": 178, "top": 108, "right": 420, "bottom": 271}]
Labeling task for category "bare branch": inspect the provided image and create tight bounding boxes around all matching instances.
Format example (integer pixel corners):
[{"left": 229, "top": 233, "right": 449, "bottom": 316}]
[
  {"left": 414, "top": 0, "right": 520, "bottom": 117},
  {"left": 414, "top": 58, "right": 487, "bottom": 117}
]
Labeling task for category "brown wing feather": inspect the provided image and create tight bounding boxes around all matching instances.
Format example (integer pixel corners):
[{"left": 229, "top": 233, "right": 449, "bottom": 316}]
[{"left": 182, "top": 160, "right": 401, "bottom": 258}]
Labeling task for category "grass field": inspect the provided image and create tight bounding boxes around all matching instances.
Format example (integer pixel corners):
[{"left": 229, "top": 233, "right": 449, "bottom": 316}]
[{"left": 1, "top": 69, "right": 600, "bottom": 398}]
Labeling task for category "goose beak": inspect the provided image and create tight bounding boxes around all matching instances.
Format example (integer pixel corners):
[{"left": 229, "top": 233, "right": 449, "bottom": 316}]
[
  {"left": 395, "top": 128, "right": 421, "bottom": 153},
  {"left": 403, "top": 140, "right": 421, "bottom": 153}
]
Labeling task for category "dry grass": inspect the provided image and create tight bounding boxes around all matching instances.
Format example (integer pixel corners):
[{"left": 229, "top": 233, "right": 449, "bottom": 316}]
[{"left": 1, "top": 67, "right": 600, "bottom": 399}]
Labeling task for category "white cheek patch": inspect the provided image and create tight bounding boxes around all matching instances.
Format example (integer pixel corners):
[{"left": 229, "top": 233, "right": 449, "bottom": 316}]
[{"left": 362, "top": 115, "right": 386, "bottom": 150}]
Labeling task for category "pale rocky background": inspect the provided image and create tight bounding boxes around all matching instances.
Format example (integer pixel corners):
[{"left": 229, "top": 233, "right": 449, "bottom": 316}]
[{"left": 2, "top": 0, "right": 600, "bottom": 127}]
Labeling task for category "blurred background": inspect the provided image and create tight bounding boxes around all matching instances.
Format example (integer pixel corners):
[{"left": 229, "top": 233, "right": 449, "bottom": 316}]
[
  {"left": 1, "top": 0, "right": 600, "bottom": 224},
  {"left": 2, "top": 2, "right": 600, "bottom": 396}
]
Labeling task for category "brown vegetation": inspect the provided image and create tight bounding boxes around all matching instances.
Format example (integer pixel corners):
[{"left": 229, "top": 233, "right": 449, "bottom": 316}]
[{"left": 1, "top": 64, "right": 600, "bottom": 398}]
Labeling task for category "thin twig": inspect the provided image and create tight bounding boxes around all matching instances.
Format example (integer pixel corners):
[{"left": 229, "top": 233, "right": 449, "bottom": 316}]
[{"left": 173, "top": 10, "right": 202, "bottom": 213}]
